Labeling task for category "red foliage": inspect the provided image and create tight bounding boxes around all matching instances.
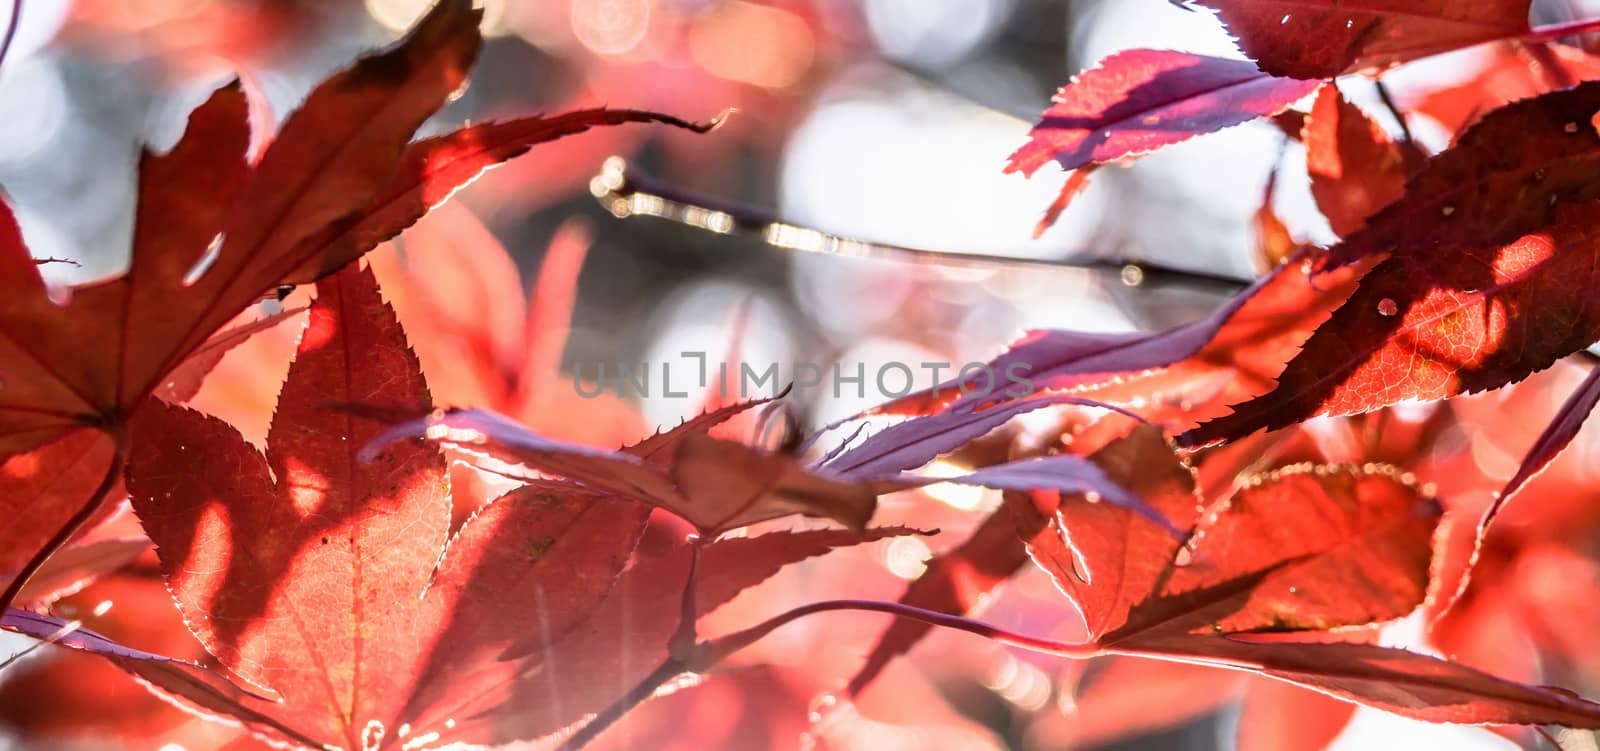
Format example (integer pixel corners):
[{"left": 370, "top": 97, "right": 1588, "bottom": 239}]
[
  {"left": 15, "top": 2, "right": 1600, "bottom": 750},
  {"left": 1190, "top": 0, "right": 1533, "bottom": 78}
]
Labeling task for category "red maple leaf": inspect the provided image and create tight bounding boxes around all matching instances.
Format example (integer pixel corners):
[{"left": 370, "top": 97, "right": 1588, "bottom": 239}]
[
  {"left": 120, "top": 264, "right": 917, "bottom": 749},
  {"left": 0, "top": 0, "right": 712, "bottom": 613},
  {"left": 1183, "top": 201, "right": 1600, "bottom": 447},
  {"left": 1018, "top": 425, "right": 1600, "bottom": 725},
  {"left": 1189, "top": 0, "right": 1533, "bottom": 79}
]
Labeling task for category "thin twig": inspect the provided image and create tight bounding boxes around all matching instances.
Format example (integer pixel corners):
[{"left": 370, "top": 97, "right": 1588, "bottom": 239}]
[
  {"left": 591, "top": 157, "right": 1250, "bottom": 295},
  {"left": 1525, "top": 16, "right": 1600, "bottom": 43},
  {"left": 1520, "top": 39, "right": 1579, "bottom": 90},
  {"left": 0, "top": 0, "right": 19, "bottom": 77},
  {"left": 1372, "top": 79, "right": 1414, "bottom": 146},
  {"left": 0, "top": 430, "right": 126, "bottom": 614},
  {"left": 669, "top": 536, "right": 702, "bottom": 660}
]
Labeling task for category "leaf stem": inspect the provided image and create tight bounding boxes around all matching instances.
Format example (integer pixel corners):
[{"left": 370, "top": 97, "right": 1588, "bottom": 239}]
[
  {"left": 692, "top": 599, "right": 1101, "bottom": 668},
  {"left": 1372, "top": 79, "right": 1414, "bottom": 147},
  {"left": 1526, "top": 16, "right": 1600, "bottom": 43},
  {"left": 553, "top": 657, "right": 688, "bottom": 751},
  {"left": 557, "top": 597, "right": 1099, "bottom": 750},
  {"left": 669, "top": 536, "right": 702, "bottom": 660},
  {"left": 0, "top": 429, "right": 126, "bottom": 613}
]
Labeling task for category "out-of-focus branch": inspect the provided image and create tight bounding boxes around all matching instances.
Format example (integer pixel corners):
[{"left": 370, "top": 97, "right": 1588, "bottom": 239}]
[
  {"left": 589, "top": 156, "right": 1251, "bottom": 296},
  {"left": 0, "top": 0, "right": 21, "bottom": 75},
  {"left": 590, "top": 158, "right": 1600, "bottom": 370}
]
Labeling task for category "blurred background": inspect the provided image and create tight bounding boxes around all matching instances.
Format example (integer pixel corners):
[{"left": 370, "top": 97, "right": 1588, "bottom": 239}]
[{"left": 6, "top": 1, "right": 1600, "bottom": 749}]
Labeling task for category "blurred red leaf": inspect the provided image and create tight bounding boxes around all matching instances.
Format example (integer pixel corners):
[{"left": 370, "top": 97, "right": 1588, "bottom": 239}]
[
  {"left": 1236, "top": 678, "right": 1357, "bottom": 751},
  {"left": 0, "top": 568, "right": 210, "bottom": 744},
  {"left": 846, "top": 507, "right": 1030, "bottom": 697},
  {"left": 11, "top": 536, "right": 150, "bottom": 608},
  {"left": 288, "top": 108, "right": 723, "bottom": 286},
  {"left": 1305, "top": 84, "right": 1407, "bottom": 237},
  {"left": 1189, "top": 0, "right": 1533, "bottom": 78},
  {"left": 155, "top": 305, "right": 309, "bottom": 406},
  {"left": 1414, "top": 41, "right": 1600, "bottom": 137}
]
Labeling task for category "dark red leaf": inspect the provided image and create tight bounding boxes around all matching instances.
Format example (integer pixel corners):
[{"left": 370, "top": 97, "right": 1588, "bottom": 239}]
[
  {"left": 0, "top": 1, "right": 485, "bottom": 461},
  {"left": 122, "top": 265, "right": 814, "bottom": 749},
  {"left": 1147, "top": 634, "right": 1600, "bottom": 726},
  {"left": 1189, "top": 0, "right": 1533, "bottom": 79},
  {"left": 1323, "top": 80, "right": 1600, "bottom": 272},
  {"left": 1182, "top": 201, "right": 1600, "bottom": 447}
]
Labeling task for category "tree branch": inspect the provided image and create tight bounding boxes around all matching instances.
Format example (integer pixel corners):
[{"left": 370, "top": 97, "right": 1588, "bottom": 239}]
[
  {"left": 0, "top": 0, "right": 21, "bottom": 76},
  {"left": 590, "top": 156, "right": 1251, "bottom": 295}
]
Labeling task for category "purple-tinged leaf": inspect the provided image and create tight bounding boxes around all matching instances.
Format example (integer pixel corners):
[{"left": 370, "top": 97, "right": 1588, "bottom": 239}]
[
  {"left": 880, "top": 455, "right": 1178, "bottom": 535},
  {"left": 876, "top": 260, "right": 1298, "bottom": 417},
  {"left": 827, "top": 393, "right": 1140, "bottom": 477},
  {"left": 1436, "top": 365, "right": 1600, "bottom": 617},
  {"left": 3, "top": 609, "right": 187, "bottom": 665},
  {"left": 1007, "top": 50, "right": 1320, "bottom": 176},
  {"left": 1490, "top": 366, "right": 1600, "bottom": 524},
  {"left": 370, "top": 407, "right": 875, "bottom": 534},
  {"left": 365, "top": 407, "right": 681, "bottom": 501},
  {"left": 625, "top": 390, "right": 788, "bottom": 464},
  {"left": 1, "top": 606, "right": 314, "bottom": 745}
]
